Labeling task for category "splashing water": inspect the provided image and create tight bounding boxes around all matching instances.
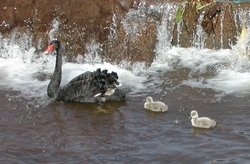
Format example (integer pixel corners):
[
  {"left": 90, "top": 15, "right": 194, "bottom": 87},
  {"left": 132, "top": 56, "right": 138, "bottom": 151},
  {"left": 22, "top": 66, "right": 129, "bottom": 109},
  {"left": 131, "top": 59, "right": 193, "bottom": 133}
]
[
  {"left": 48, "top": 18, "right": 60, "bottom": 41},
  {"left": 220, "top": 10, "right": 225, "bottom": 49},
  {"left": 0, "top": 32, "right": 146, "bottom": 103},
  {"left": 234, "top": 9, "right": 250, "bottom": 57},
  {"left": 147, "top": 4, "right": 250, "bottom": 97},
  {"left": 0, "top": 3, "right": 250, "bottom": 105},
  {"left": 193, "top": 11, "right": 207, "bottom": 49}
]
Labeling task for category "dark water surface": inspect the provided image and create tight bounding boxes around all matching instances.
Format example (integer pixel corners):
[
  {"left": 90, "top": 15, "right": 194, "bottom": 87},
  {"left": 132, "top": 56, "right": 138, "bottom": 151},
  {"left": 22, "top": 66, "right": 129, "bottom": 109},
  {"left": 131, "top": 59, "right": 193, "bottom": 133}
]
[{"left": 1, "top": 86, "right": 250, "bottom": 164}]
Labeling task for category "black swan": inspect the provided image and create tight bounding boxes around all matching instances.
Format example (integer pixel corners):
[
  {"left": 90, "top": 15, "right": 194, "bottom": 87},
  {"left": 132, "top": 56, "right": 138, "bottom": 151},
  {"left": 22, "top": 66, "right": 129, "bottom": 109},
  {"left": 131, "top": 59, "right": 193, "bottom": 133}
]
[{"left": 45, "top": 40, "right": 126, "bottom": 103}]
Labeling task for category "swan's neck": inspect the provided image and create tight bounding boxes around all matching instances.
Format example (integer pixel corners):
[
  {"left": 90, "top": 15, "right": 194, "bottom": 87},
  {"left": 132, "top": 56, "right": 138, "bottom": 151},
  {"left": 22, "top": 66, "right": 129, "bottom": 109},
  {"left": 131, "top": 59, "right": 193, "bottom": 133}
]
[
  {"left": 47, "top": 47, "right": 62, "bottom": 98},
  {"left": 192, "top": 117, "right": 198, "bottom": 123}
]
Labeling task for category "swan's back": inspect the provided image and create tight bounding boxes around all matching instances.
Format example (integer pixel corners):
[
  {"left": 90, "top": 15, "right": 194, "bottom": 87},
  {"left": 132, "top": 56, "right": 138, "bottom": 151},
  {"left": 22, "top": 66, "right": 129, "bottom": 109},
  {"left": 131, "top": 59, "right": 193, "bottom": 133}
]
[
  {"left": 57, "top": 71, "right": 96, "bottom": 102},
  {"left": 191, "top": 116, "right": 216, "bottom": 129},
  {"left": 57, "top": 69, "right": 125, "bottom": 103},
  {"left": 144, "top": 96, "right": 168, "bottom": 112}
]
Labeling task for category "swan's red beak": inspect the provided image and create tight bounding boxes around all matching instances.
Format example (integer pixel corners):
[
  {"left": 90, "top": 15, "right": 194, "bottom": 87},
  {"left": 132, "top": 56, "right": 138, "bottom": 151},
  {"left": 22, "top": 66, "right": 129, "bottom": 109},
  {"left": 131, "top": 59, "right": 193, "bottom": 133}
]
[{"left": 45, "top": 44, "right": 55, "bottom": 54}]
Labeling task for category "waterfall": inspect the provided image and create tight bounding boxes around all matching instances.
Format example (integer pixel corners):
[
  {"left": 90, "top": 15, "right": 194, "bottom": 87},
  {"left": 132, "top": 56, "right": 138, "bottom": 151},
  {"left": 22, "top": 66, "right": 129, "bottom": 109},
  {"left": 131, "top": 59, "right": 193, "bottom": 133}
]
[
  {"left": 233, "top": 8, "right": 250, "bottom": 57},
  {"left": 154, "top": 4, "right": 178, "bottom": 62},
  {"left": 48, "top": 18, "right": 60, "bottom": 41},
  {"left": 220, "top": 10, "right": 225, "bottom": 49},
  {"left": 193, "top": 11, "right": 207, "bottom": 49}
]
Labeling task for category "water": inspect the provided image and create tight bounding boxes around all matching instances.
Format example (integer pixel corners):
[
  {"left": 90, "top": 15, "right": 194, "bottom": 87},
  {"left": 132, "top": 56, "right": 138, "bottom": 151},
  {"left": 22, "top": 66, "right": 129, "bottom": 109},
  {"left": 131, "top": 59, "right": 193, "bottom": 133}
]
[{"left": 1, "top": 3, "right": 250, "bottom": 164}]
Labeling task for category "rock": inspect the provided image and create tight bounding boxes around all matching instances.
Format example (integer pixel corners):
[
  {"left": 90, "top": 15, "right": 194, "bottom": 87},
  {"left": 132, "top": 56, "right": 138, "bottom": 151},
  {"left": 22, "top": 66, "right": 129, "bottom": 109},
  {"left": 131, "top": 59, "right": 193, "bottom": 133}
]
[{"left": 0, "top": 0, "right": 248, "bottom": 64}]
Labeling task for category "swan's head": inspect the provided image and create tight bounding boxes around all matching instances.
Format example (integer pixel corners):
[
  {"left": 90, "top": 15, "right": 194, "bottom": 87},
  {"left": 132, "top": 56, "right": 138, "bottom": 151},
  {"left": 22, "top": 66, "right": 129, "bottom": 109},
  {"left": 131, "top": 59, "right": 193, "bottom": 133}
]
[
  {"left": 190, "top": 110, "right": 198, "bottom": 119},
  {"left": 146, "top": 96, "right": 153, "bottom": 103},
  {"left": 45, "top": 40, "right": 61, "bottom": 53}
]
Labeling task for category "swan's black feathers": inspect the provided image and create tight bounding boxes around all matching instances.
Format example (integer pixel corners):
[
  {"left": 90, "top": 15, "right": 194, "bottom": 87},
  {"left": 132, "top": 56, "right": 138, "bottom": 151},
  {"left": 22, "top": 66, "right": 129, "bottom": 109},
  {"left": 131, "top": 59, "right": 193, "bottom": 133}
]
[
  {"left": 47, "top": 40, "right": 126, "bottom": 103},
  {"left": 56, "top": 68, "right": 123, "bottom": 103}
]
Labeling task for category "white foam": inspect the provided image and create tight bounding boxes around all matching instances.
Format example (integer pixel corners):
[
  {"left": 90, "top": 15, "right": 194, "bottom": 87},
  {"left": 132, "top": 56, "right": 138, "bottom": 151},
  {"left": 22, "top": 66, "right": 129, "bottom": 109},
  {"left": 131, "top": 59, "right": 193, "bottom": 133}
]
[
  {"left": 1, "top": 35, "right": 250, "bottom": 101},
  {"left": 159, "top": 47, "right": 250, "bottom": 97},
  {"left": 0, "top": 34, "right": 146, "bottom": 102},
  {"left": 205, "top": 70, "right": 250, "bottom": 95}
]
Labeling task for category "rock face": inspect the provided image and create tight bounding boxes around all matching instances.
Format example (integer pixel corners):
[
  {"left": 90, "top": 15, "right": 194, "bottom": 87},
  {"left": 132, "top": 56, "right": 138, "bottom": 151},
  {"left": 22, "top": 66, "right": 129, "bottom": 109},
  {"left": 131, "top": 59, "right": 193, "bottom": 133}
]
[
  {"left": 1, "top": 0, "right": 121, "bottom": 59},
  {"left": 0, "top": 0, "right": 144, "bottom": 61},
  {"left": 172, "top": 2, "right": 241, "bottom": 49},
  {"left": 0, "top": 0, "right": 249, "bottom": 63}
]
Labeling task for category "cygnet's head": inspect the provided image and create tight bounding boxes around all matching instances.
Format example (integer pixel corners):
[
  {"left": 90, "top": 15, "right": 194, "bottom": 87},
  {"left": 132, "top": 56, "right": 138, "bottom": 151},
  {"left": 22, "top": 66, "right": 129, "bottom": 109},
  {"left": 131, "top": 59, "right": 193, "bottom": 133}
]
[
  {"left": 146, "top": 96, "right": 153, "bottom": 103},
  {"left": 190, "top": 110, "right": 198, "bottom": 118}
]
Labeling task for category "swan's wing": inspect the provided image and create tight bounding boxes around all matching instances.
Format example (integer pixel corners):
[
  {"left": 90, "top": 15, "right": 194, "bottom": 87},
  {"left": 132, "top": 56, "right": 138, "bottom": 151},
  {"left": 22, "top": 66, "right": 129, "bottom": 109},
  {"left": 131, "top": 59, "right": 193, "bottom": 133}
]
[
  {"left": 57, "top": 76, "right": 99, "bottom": 103},
  {"left": 160, "top": 101, "right": 168, "bottom": 111},
  {"left": 153, "top": 101, "right": 168, "bottom": 112},
  {"left": 146, "top": 103, "right": 163, "bottom": 112},
  {"left": 198, "top": 117, "right": 215, "bottom": 128},
  {"left": 57, "top": 69, "right": 124, "bottom": 103},
  {"left": 67, "top": 71, "right": 93, "bottom": 84}
]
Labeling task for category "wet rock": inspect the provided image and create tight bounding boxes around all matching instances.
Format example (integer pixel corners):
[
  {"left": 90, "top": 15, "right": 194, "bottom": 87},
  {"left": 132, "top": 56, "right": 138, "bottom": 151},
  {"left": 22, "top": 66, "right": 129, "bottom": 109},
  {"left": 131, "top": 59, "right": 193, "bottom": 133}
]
[{"left": 172, "top": 1, "right": 243, "bottom": 49}]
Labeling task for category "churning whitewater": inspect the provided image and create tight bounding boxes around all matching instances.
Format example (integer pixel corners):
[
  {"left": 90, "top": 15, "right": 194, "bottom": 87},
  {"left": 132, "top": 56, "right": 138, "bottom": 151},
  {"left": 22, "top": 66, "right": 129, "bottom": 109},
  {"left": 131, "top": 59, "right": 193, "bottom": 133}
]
[{"left": 0, "top": 34, "right": 250, "bottom": 104}]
